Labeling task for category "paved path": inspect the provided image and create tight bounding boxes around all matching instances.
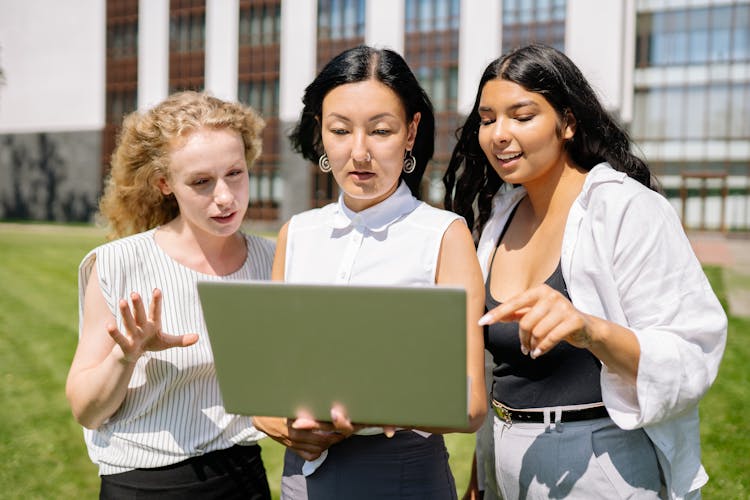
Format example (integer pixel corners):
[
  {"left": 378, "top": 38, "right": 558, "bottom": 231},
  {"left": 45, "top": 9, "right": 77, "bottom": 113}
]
[{"left": 689, "top": 231, "right": 750, "bottom": 318}]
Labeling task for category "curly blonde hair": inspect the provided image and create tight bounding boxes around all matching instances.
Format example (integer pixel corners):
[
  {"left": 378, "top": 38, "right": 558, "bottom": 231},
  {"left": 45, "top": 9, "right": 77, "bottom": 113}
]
[{"left": 98, "top": 91, "right": 265, "bottom": 240}]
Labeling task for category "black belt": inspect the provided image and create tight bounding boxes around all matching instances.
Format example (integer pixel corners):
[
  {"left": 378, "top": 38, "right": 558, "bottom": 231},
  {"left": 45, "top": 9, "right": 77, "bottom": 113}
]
[{"left": 492, "top": 400, "right": 608, "bottom": 424}]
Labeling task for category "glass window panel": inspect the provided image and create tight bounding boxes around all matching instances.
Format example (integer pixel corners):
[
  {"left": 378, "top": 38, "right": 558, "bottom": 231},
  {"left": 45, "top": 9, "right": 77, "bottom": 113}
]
[
  {"left": 707, "top": 85, "right": 730, "bottom": 138},
  {"left": 537, "top": 0, "right": 552, "bottom": 23},
  {"left": 251, "top": 8, "right": 262, "bottom": 44},
  {"left": 733, "top": 5, "right": 750, "bottom": 59},
  {"left": 684, "top": 87, "right": 707, "bottom": 139},
  {"left": 419, "top": 0, "right": 433, "bottom": 31},
  {"left": 673, "top": 32, "right": 689, "bottom": 65},
  {"left": 331, "top": 0, "right": 342, "bottom": 39},
  {"left": 663, "top": 88, "right": 684, "bottom": 140},
  {"left": 263, "top": 6, "right": 273, "bottom": 44},
  {"left": 450, "top": 0, "right": 460, "bottom": 29},
  {"left": 357, "top": 0, "right": 365, "bottom": 35},
  {"left": 552, "top": 0, "right": 565, "bottom": 20},
  {"left": 730, "top": 84, "right": 750, "bottom": 138},
  {"left": 436, "top": 0, "right": 448, "bottom": 30},
  {"left": 643, "top": 89, "right": 662, "bottom": 138},
  {"left": 691, "top": 30, "right": 710, "bottom": 65},
  {"left": 632, "top": 91, "right": 647, "bottom": 140},
  {"left": 406, "top": 0, "right": 416, "bottom": 33},
  {"left": 432, "top": 67, "right": 446, "bottom": 111},
  {"left": 710, "top": 7, "right": 733, "bottom": 63},
  {"left": 344, "top": 0, "right": 356, "bottom": 38}
]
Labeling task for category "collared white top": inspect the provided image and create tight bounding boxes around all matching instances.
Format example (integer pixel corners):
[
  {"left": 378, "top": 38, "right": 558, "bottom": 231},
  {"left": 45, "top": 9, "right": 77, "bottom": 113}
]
[
  {"left": 77, "top": 229, "right": 275, "bottom": 475},
  {"left": 285, "top": 182, "right": 461, "bottom": 286},
  {"left": 476, "top": 163, "right": 727, "bottom": 499},
  {"left": 285, "top": 182, "right": 462, "bottom": 475}
]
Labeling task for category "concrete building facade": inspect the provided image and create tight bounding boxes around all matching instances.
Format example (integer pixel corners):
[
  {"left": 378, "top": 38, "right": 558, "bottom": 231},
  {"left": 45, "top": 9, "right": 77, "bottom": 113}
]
[{"left": 0, "top": 0, "right": 747, "bottom": 229}]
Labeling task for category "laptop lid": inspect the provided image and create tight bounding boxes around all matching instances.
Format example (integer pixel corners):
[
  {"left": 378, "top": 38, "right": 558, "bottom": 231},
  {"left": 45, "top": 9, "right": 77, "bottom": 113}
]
[{"left": 197, "top": 280, "right": 468, "bottom": 429}]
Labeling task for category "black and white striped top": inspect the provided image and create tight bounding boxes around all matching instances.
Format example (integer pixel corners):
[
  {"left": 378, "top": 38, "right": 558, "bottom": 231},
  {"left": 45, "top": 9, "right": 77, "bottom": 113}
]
[{"left": 77, "top": 228, "right": 275, "bottom": 475}]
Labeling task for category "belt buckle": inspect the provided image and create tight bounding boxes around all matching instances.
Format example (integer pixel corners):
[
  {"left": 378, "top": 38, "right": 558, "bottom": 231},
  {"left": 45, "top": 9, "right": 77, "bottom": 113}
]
[{"left": 493, "top": 403, "right": 512, "bottom": 427}]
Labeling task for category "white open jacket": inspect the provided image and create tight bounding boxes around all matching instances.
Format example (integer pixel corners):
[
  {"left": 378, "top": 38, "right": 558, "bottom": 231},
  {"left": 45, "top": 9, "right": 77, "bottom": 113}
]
[{"left": 476, "top": 163, "right": 727, "bottom": 499}]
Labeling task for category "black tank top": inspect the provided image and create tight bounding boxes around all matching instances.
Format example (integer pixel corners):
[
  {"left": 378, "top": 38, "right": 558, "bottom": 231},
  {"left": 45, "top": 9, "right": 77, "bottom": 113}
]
[{"left": 484, "top": 205, "right": 603, "bottom": 408}]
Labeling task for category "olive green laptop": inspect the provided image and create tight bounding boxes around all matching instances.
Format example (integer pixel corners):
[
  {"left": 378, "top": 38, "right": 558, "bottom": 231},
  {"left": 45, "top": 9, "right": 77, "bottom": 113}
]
[{"left": 197, "top": 281, "right": 468, "bottom": 429}]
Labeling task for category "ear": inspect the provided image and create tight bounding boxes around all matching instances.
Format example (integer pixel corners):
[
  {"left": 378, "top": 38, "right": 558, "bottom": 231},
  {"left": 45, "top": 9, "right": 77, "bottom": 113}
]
[
  {"left": 157, "top": 175, "right": 172, "bottom": 196},
  {"left": 562, "top": 111, "right": 576, "bottom": 141},
  {"left": 406, "top": 112, "right": 421, "bottom": 150}
]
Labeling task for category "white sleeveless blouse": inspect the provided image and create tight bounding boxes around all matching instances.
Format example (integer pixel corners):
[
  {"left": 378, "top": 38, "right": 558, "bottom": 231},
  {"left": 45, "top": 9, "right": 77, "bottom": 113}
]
[{"left": 285, "top": 182, "right": 461, "bottom": 286}]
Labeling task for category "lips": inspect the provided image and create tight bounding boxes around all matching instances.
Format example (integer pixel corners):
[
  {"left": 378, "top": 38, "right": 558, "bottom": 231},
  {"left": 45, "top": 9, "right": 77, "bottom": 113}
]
[
  {"left": 350, "top": 171, "right": 375, "bottom": 181},
  {"left": 495, "top": 152, "right": 523, "bottom": 162},
  {"left": 212, "top": 211, "right": 236, "bottom": 223}
]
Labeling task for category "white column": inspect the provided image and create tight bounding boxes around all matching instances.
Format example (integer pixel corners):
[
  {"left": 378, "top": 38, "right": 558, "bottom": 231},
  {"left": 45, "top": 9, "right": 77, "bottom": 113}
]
[
  {"left": 279, "top": 0, "right": 318, "bottom": 220},
  {"left": 279, "top": 0, "right": 317, "bottom": 123},
  {"left": 565, "top": 0, "right": 634, "bottom": 120},
  {"left": 620, "top": 0, "right": 637, "bottom": 125},
  {"left": 365, "top": 0, "right": 405, "bottom": 55},
  {"left": 457, "top": 0, "right": 501, "bottom": 115},
  {"left": 138, "top": 0, "right": 170, "bottom": 110},
  {"left": 205, "top": 0, "right": 239, "bottom": 102}
]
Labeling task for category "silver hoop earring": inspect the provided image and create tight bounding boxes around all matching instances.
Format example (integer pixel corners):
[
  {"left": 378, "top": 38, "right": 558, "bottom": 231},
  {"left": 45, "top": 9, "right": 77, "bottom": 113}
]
[
  {"left": 403, "top": 150, "right": 416, "bottom": 174},
  {"left": 318, "top": 153, "right": 332, "bottom": 173}
]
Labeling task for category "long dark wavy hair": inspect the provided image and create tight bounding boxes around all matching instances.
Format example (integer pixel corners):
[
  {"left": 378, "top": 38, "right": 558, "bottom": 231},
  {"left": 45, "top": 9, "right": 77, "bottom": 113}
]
[
  {"left": 443, "top": 44, "right": 656, "bottom": 240},
  {"left": 289, "top": 45, "right": 435, "bottom": 198}
]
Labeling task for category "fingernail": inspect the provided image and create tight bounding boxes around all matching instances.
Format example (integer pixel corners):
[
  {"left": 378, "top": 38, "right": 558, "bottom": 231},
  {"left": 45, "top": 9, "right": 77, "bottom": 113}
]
[
  {"left": 330, "top": 408, "right": 340, "bottom": 421},
  {"left": 384, "top": 429, "right": 395, "bottom": 438},
  {"left": 531, "top": 348, "right": 541, "bottom": 359},
  {"left": 520, "top": 344, "right": 529, "bottom": 355},
  {"left": 478, "top": 313, "right": 492, "bottom": 326}
]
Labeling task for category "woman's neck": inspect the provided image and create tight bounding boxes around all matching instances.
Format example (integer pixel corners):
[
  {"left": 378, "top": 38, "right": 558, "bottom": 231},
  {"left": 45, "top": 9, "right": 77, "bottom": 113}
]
[
  {"left": 523, "top": 161, "right": 587, "bottom": 225},
  {"left": 155, "top": 218, "right": 247, "bottom": 276}
]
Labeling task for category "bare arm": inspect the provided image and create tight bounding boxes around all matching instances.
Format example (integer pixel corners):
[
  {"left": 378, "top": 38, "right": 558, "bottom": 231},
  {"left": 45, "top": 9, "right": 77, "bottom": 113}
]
[
  {"left": 433, "top": 219, "right": 488, "bottom": 432},
  {"left": 65, "top": 265, "right": 198, "bottom": 429}
]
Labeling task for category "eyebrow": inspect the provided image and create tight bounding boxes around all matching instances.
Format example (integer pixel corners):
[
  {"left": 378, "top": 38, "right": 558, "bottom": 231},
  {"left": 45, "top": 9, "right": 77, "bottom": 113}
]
[
  {"left": 478, "top": 99, "right": 539, "bottom": 113},
  {"left": 324, "top": 112, "right": 398, "bottom": 122}
]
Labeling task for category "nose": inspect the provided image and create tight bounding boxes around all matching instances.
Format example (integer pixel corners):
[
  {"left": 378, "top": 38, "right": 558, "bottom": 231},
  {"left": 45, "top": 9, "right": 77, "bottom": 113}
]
[
  {"left": 491, "top": 118, "right": 511, "bottom": 145},
  {"left": 214, "top": 180, "right": 233, "bottom": 207},
  {"left": 351, "top": 132, "right": 371, "bottom": 163}
]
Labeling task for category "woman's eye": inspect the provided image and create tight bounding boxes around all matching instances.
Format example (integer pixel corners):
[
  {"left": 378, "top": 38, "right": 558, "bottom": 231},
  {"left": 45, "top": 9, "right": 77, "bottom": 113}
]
[
  {"left": 192, "top": 178, "right": 208, "bottom": 186},
  {"left": 372, "top": 129, "right": 391, "bottom": 136},
  {"left": 228, "top": 169, "right": 244, "bottom": 177},
  {"left": 330, "top": 128, "right": 349, "bottom": 135},
  {"left": 479, "top": 118, "right": 495, "bottom": 126},
  {"left": 516, "top": 115, "right": 534, "bottom": 122}
]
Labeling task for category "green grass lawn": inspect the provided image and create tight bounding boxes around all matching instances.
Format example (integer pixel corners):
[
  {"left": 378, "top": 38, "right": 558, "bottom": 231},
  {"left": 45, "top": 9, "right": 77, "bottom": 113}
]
[{"left": 0, "top": 222, "right": 746, "bottom": 499}]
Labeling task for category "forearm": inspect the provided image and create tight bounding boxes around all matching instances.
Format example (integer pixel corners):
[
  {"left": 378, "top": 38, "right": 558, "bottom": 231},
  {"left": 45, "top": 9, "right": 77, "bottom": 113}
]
[
  {"left": 66, "top": 345, "right": 137, "bottom": 429},
  {"left": 584, "top": 314, "right": 639, "bottom": 384}
]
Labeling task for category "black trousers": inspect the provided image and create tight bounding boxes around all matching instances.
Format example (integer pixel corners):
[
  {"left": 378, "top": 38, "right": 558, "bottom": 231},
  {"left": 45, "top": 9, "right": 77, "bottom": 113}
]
[{"left": 99, "top": 444, "right": 271, "bottom": 500}]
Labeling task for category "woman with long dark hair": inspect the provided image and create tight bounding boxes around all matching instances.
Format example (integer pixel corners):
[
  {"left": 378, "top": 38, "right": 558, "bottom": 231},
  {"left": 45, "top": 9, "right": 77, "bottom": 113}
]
[{"left": 444, "top": 44, "right": 726, "bottom": 499}]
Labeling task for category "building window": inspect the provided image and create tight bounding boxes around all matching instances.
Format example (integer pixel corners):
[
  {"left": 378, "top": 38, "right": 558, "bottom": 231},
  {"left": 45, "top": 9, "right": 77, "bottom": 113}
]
[
  {"left": 632, "top": 83, "right": 750, "bottom": 141},
  {"left": 169, "top": 0, "right": 205, "bottom": 93},
  {"left": 501, "top": 0, "right": 566, "bottom": 52},
  {"left": 405, "top": 0, "right": 460, "bottom": 205},
  {"left": 104, "top": 0, "right": 139, "bottom": 181},
  {"left": 405, "top": 0, "right": 459, "bottom": 32},
  {"left": 636, "top": 3, "right": 750, "bottom": 67},
  {"left": 239, "top": 0, "right": 281, "bottom": 221}
]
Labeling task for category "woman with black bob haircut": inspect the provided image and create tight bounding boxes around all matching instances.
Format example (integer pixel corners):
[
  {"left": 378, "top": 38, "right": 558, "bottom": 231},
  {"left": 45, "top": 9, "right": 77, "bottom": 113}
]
[
  {"left": 445, "top": 44, "right": 725, "bottom": 499},
  {"left": 289, "top": 44, "right": 435, "bottom": 198},
  {"left": 254, "top": 44, "right": 487, "bottom": 499}
]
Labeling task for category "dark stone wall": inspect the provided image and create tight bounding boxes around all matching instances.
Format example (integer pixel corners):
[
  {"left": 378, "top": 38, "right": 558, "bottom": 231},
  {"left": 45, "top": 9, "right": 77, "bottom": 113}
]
[{"left": 0, "top": 130, "right": 101, "bottom": 222}]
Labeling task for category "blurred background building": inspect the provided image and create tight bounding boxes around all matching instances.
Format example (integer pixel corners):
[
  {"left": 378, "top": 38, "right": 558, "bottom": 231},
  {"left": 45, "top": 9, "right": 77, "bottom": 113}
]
[{"left": 0, "top": 0, "right": 748, "bottom": 231}]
